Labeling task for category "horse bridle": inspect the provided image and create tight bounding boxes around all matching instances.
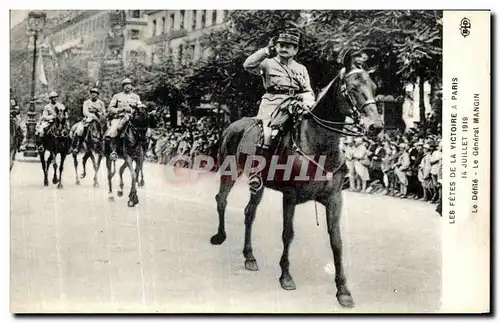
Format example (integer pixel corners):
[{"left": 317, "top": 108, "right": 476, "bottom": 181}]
[{"left": 303, "top": 68, "right": 377, "bottom": 137}]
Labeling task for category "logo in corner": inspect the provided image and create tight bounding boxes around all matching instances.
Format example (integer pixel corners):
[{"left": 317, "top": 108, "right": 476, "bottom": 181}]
[{"left": 459, "top": 17, "right": 471, "bottom": 38}]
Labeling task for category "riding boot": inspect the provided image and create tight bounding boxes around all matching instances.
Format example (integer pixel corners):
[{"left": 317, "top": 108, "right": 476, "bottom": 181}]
[{"left": 109, "top": 137, "right": 118, "bottom": 161}]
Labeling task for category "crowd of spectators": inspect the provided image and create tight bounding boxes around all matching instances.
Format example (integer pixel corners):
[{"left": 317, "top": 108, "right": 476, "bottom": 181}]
[{"left": 340, "top": 123, "right": 442, "bottom": 215}]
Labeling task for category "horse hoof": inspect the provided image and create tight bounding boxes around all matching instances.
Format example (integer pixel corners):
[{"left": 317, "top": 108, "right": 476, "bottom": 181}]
[
  {"left": 117, "top": 191, "right": 123, "bottom": 197},
  {"left": 44, "top": 180, "right": 49, "bottom": 187},
  {"left": 336, "top": 292, "right": 355, "bottom": 308},
  {"left": 76, "top": 180, "right": 80, "bottom": 185},
  {"left": 93, "top": 182, "right": 99, "bottom": 188},
  {"left": 132, "top": 194, "right": 139, "bottom": 205},
  {"left": 279, "top": 276, "right": 296, "bottom": 291},
  {"left": 139, "top": 180, "right": 145, "bottom": 187},
  {"left": 245, "top": 259, "right": 259, "bottom": 271},
  {"left": 210, "top": 232, "right": 226, "bottom": 245},
  {"left": 108, "top": 195, "right": 114, "bottom": 202},
  {"left": 80, "top": 174, "right": 86, "bottom": 179},
  {"left": 127, "top": 200, "right": 136, "bottom": 207},
  {"left": 52, "top": 178, "right": 58, "bottom": 185},
  {"left": 57, "top": 183, "right": 63, "bottom": 189}
]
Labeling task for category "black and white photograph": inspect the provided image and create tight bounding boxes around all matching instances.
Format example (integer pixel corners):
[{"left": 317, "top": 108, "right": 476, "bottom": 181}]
[{"left": 8, "top": 9, "right": 490, "bottom": 313}]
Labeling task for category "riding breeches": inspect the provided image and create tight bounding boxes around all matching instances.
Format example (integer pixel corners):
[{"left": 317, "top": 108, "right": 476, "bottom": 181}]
[
  {"left": 104, "top": 116, "right": 129, "bottom": 139},
  {"left": 35, "top": 121, "right": 53, "bottom": 136}
]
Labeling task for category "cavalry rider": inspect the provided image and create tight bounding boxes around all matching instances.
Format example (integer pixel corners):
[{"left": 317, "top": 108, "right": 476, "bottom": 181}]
[
  {"left": 10, "top": 97, "right": 24, "bottom": 149},
  {"left": 35, "top": 91, "right": 69, "bottom": 151},
  {"left": 72, "top": 87, "right": 106, "bottom": 153},
  {"left": 243, "top": 28, "right": 315, "bottom": 154},
  {"left": 104, "top": 78, "right": 142, "bottom": 160}
]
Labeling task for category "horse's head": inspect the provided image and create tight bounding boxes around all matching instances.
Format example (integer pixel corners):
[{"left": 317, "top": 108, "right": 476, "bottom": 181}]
[{"left": 332, "top": 51, "right": 384, "bottom": 135}]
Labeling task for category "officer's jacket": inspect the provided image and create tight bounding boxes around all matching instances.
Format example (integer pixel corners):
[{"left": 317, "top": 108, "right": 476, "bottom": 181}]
[
  {"left": 83, "top": 99, "right": 105, "bottom": 119},
  {"left": 107, "top": 92, "right": 141, "bottom": 116},
  {"left": 243, "top": 48, "right": 315, "bottom": 111},
  {"left": 41, "top": 102, "right": 66, "bottom": 121}
]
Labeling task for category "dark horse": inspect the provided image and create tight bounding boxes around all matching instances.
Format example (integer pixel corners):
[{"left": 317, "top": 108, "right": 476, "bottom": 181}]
[
  {"left": 117, "top": 115, "right": 157, "bottom": 190},
  {"left": 38, "top": 115, "right": 71, "bottom": 188},
  {"left": 210, "top": 52, "right": 384, "bottom": 308},
  {"left": 105, "top": 105, "right": 152, "bottom": 207},
  {"left": 70, "top": 118, "right": 106, "bottom": 187}
]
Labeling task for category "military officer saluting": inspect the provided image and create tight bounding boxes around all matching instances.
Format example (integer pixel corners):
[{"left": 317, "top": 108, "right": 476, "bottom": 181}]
[
  {"left": 72, "top": 87, "right": 106, "bottom": 153},
  {"left": 104, "top": 78, "right": 142, "bottom": 160},
  {"left": 243, "top": 28, "right": 315, "bottom": 152}
]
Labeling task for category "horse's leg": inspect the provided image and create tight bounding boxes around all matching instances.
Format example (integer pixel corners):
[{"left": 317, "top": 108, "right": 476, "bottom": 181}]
[
  {"left": 243, "top": 187, "right": 264, "bottom": 271},
  {"left": 138, "top": 167, "right": 145, "bottom": 187},
  {"left": 210, "top": 176, "right": 236, "bottom": 245},
  {"left": 72, "top": 152, "right": 80, "bottom": 185},
  {"left": 51, "top": 153, "right": 58, "bottom": 185},
  {"left": 57, "top": 153, "right": 66, "bottom": 189},
  {"left": 117, "top": 161, "right": 127, "bottom": 197},
  {"left": 39, "top": 150, "right": 49, "bottom": 186},
  {"left": 106, "top": 157, "right": 115, "bottom": 201},
  {"left": 324, "top": 189, "right": 354, "bottom": 307},
  {"left": 126, "top": 156, "right": 138, "bottom": 207},
  {"left": 279, "top": 192, "right": 297, "bottom": 290},
  {"left": 92, "top": 152, "right": 102, "bottom": 188},
  {"left": 81, "top": 152, "right": 90, "bottom": 179}
]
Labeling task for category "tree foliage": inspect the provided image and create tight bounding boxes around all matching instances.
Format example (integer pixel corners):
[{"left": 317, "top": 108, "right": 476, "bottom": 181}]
[{"left": 183, "top": 10, "right": 442, "bottom": 120}]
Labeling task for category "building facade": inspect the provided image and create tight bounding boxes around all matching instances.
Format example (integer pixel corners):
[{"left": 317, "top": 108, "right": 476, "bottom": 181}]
[{"left": 143, "top": 10, "right": 229, "bottom": 65}]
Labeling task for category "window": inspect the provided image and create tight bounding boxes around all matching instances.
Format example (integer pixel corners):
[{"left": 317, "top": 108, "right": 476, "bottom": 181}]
[
  {"left": 192, "top": 10, "right": 197, "bottom": 30},
  {"left": 152, "top": 19, "right": 157, "bottom": 36},
  {"left": 180, "top": 10, "right": 185, "bottom": 29},
  {"left": 161, "top": 17, "right": 166, "bottom": 34},
  {"left": 201, "top": 10, "right": 206, "bottom": 28},
  {"left": 131, "top": 10, "right": 141, "bottom": 18},
  {"left": 223, "top": 10, "right": 229, "bottom": 21},
  {"left": 151, "top": 53, "right": 156, "bottom": 64},
  {"left": 211, "top": 10, "right": 216, "bottom": 25},
  {"left": 169, "top": 13, "right": 175, "bottom": 30},
  {"left": 91, "top": 19, "right": 96, "bottom": 31},
  {"left": 130, "top": 29, "right": 140, "bottom": 39}
]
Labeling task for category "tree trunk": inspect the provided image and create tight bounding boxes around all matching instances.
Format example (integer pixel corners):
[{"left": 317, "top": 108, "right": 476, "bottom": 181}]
[{"left": 418, "top": 67, "right": 426, "bottom": 136}]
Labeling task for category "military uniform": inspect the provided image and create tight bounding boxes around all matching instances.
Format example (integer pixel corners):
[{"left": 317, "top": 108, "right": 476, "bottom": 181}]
[
  {"left": 243, "top": 29, "right": 315, "bottom": 150},
  {"left": 243, "top": 48, "right": 315, "bottom": 118},
  {"left": 76, "top": 94, "right": 106, "bottom": 137},
  {"left": 104, "top": 78, "right": 141, "bottom": 159},
  {"left": 104, "top": 91, "right": 141, "bottom": 138},
  {"left": 36, "top": 92, "right": 68, "bottom": 137}
]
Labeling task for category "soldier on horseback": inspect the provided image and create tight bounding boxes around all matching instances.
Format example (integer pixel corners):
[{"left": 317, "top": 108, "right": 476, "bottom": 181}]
[
  {"left": 35, "top": 91, "right": 69, "bottom": 151},
  {"left": 243, "top": 28, "right": 315, "bottom": 155},
  {"left": 104, "top": 78, "right": 142, "bottom": 160},
  {"left": 72, "top": 88, "right": 106, "bottom": 153}
]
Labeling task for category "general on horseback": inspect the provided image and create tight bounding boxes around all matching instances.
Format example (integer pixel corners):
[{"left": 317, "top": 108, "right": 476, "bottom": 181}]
[
  {"left": 243, "top": 28, "right": 315, "bottom": 190},
  {"left": 211, "top": 27, "right": 385, "bottom": 308},
  {"left": 104, "top": 78, "right": 142, "bottom": 161},
  {"left": 71, "top": 87, "right": 106, "bottom": 154}
]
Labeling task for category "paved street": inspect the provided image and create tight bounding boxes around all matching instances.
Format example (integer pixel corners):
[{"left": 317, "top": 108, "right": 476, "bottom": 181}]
[{"left": 10, "top": 155, "right": 441, "bottom": 313}]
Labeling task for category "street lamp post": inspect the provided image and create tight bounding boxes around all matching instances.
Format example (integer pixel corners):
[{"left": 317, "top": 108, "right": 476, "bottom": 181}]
[{"left": 23, "top": 11, "right": 46, "bottom": 157}]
